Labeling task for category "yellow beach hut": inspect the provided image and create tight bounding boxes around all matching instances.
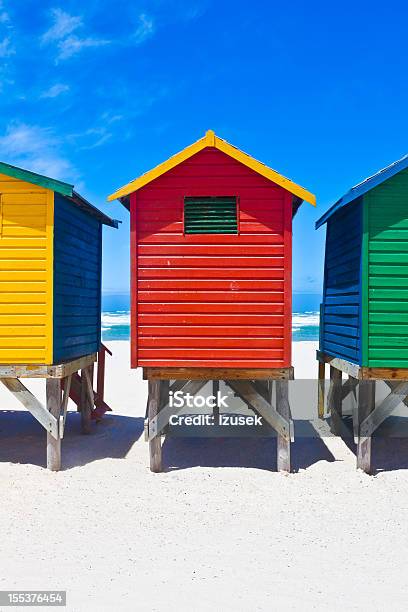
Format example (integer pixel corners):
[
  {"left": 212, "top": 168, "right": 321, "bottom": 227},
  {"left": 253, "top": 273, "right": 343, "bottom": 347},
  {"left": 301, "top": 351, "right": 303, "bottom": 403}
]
[{"left": 0, "top": 161, "right": 117, "bottom": 470}]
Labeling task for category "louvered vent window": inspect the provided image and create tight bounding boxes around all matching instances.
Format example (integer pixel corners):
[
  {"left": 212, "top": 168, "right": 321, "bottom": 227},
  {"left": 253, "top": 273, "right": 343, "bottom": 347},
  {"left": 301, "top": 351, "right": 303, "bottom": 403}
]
[{"left": 184, "top": 197, "right": 238, "bottom": 234}]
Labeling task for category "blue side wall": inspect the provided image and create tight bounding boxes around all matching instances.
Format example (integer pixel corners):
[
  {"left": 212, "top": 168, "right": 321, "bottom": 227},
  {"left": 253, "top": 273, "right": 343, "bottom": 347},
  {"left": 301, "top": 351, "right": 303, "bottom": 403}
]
[
  {"left": 53, "top": 194, "right": 102, "bottom": 362},
  {"left": 320, "top": 199, "right": 363, "bottom": 364}
]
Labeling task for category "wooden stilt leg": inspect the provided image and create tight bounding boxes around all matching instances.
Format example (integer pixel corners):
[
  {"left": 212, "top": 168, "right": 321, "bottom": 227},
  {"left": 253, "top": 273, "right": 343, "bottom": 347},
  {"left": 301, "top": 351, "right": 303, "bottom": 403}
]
[
  {"left": 357, "top": 380, "right": 376, "bottom": 473},
  {"left": 149, "top": 379, "right": 162, "bottom": 472},
  {"left": 97, "top": 347, "right": 106, "bottom": 405},
  {"left": 276, "top": 379, "right": 291, "bottom": 472},
  {"left": 318, "top": 361, "right": 325, "bottom": 419},
  {"left": 329, "top": 366, "right": 342, "bottom": 435},
  {"left": 46, "top": 378, "right": 62, "bottom": 471},
  {"left": 80, "top": 367, "right": 91, "bottom": 434},
  {"left": 349, "top": 376, "right": 359, "bottom": 443},
  {"left": 160, "top": 379, "right": 169, "bottom": 413},
  {"left": 212, "top": 379, "right": 220, "bottom": 424},
  {"left": 89, "top": 363, "right": 94, "bottom": 394}
]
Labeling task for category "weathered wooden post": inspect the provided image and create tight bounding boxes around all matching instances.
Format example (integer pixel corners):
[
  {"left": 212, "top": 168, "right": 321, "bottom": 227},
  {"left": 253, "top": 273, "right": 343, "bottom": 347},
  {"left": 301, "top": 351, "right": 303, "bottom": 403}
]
[
  {"left": 318, "top": 362, "right": 326, "bottom": 419},
  {"left": 276, "top": 380, "right": 291, "bottom": 472},
  {"left": 357, "top": 380, "right": 376, "bottom": 473},
  {"left": 329, "top": 366, "right": 343, "bottom": 435},
  {"left": 148, "top": 380, "right": 162, "bottom": 472},
  {"left": 46, "top": 379, "right": 62, "bottom": 471},
  {"left": 80, "top": 367, "right": 93, "bottom": 434}
]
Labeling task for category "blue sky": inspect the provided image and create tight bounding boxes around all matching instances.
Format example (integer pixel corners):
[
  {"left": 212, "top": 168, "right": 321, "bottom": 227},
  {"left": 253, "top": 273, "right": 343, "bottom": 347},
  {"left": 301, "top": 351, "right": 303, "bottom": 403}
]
[{"left": 1, "top": 0, "right": 408, "bottom": 296}]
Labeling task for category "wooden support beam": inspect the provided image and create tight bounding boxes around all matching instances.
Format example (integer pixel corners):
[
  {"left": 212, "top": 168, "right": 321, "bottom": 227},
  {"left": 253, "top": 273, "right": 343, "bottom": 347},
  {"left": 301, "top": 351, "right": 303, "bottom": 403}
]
[
  {"left": 328, "top": 366, "right": 343, "bottom": 435},
  {"left": 97, "top": 347, "right": 106, "bottom": 406},
  {"left": 68, "top": 372, "right": 82, "bottom": 412},
  {"left": 96, "top": 345, "right": 112, "bottom": 411},
  {"left": 59, "top": 375, "right": 72, "bottom": 439},
  {"left": 148, "top": 379, "right": 208, "bottom": 439},
  {"left": 144, "top": 367, "right": 293, "bottom": 381},
  {"left": 83, "top": 367, "right": 95, "bottom": 406},
  {"left": 148, "top": 380, "right": 162, "bottom": 473},
  {"left": 318, "top": 361, "right": 325, "bottom": 419},
  {"left": 360, "top": 381, "right": 408, "bottom": 439},
  {"left": 251, "top": 380, "right": 270, "bottom": 403},
  {"left": 46, "top": 379, "right": 62, "bottom": 471},
  {"left": 318, "top": 350, "right": 408, "bottom": 381},
  {"left": 362, "top": 368, "right": 408, "bottom": 380},
  {"left": 0, "top": 353, "right": 96, "bottom": 379},
  {"left": 169, "top": 380, "right": 188, "bottom": 393},
  {"left": 160, "top": 380, "right": 170, "bottom": 415},
  {"left": 341, "top": 377, "right": 359, "bottom": 402},
  {"left": 226, "top": 380, "right": 292, "bottom": 442},
  {"left": 348, "top": 376, "right": 360, "bottom": 444},
  {"left": 357, "top": 380, "right": 376, "bottom": 473},
  {"left": 385, "top": 380, "right": 408, "bottom": 409},
  {"left": 0, "top": 378, "right": 59, "bottom": 439},
  {"left": 276, "top": 380, "right": 291, "bottom": 472},
  {"left": 80, "top": 367, "right": 92, "bottom": 434},
  {"left": 148, "top": 379, "right": 188, "bottom": 432},
  {"left": 316, "top": 351, "right": 361, "bottom": 379},
  {"left": 0, "top": 354, "right": 102, "bottom": 471}
]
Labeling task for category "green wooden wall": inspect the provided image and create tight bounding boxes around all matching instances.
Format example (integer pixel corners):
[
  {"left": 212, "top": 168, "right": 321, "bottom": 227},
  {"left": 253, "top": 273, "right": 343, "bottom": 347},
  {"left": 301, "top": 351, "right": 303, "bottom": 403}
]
[{"left": 366, "top": 168, "right": 408, "bottom": 367}]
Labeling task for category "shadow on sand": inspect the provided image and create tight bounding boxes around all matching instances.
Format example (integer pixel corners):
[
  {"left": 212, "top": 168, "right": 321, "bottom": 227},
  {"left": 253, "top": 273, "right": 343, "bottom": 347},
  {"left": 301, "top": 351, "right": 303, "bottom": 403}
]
[
  {"left": 163, "top": 420, "right": 336, "bottom": 473},
  {"left": 0, "top": 410, "right": 144, "bottom": 470},
  {"left": 6, "top": 411, "right": 408, "bottom": 474},
  {"left": 330, "top": 415, "right": 408, "bottom": 474}
]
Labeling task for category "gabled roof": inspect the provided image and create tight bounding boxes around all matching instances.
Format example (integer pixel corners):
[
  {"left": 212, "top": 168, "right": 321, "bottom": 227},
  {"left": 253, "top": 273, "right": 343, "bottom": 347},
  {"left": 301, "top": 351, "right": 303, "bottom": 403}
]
[
  {"left": 0, "top": 161, "right": 118, "bottom": 228},
  {"left": 0, "top": 160, "right": 74, "bottom": 196},
  {"left": 107, "top": 130, "right": 316, "bottom": 206},
  {"left": 316, "top": 153, "right": 408, "bottom": 229}
]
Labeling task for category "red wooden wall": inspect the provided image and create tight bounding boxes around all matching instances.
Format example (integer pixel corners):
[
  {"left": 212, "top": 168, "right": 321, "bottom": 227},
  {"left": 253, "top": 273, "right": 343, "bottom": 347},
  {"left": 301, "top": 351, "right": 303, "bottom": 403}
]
[{"left": 130, "top": 147, "right": 293, "bottom": 368}]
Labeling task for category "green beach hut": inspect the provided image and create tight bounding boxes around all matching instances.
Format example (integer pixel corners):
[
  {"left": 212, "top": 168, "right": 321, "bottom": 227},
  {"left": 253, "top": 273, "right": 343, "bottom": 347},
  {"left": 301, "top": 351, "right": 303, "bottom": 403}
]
[{"left": 317, "top": 154, "right": 408, "bottom": 369}]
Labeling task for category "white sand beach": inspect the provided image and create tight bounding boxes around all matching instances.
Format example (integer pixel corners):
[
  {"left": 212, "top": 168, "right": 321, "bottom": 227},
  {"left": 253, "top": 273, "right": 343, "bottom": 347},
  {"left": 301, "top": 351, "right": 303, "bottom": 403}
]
[{"left": 1, "top": 341, "right": 408, "bottom": 611}]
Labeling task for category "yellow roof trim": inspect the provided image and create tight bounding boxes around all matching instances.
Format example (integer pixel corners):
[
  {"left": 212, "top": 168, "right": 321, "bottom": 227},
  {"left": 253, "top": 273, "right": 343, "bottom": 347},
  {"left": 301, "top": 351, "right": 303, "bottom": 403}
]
[{"left": 107, "top": 130, "right": 316, "bottom": 205}]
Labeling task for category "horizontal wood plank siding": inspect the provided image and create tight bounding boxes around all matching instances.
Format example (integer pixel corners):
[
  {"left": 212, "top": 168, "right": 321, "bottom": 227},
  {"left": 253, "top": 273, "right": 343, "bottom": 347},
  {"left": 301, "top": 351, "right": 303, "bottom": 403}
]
[
  {"left": 134, "top": 147, "right": 291, "bottom": 368},
  {"left": 53, "top": 194, "right": 102, "bottom": 362},
  {"left": 0, "top": 173, "right": 53, "bottom": 364},
  {"left": 321, "top": 200, "right": 362, "bottom": 363},
  {"left": 367, "top": 169, "right": 408, "bottom": 367}
]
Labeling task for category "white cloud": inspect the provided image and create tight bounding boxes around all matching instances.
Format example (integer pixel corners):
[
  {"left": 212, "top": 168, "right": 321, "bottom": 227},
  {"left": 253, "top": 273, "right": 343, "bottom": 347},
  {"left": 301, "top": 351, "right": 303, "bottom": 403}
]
[
  {"left": 68, "top": 126, "right": 112, "bottom": 150},
  {"left": 134, "top": 13, "right": 154, "bottom": 44},
  {"left": 0, "top": 123, "right": 76, "bottom": 181},
  {"left": 41, "top": 8, "right": 82, "bottom": 43},
  {"left": 182, "top": 5, "right": 207, "bottom": 21},
  {"left": 56, "top": 35, "right": 109, "bottom": 61},
  {"left": 0, "top": 0, "right": 9, "bottom": 23},
  {"left": 0, "top": 36, "right": 13, "bottom": 57},
  {"left": 42, "top": 8, "right": 110, "bottom": 62},
  {"left": 82, "top": 128, "right": 112, "bottom": 149},
  {"left": 101, "top": 111, "right": 124, "bottom": 125},
  {"left": 40, "top": 83, "right": 70, "bottom": 98}
]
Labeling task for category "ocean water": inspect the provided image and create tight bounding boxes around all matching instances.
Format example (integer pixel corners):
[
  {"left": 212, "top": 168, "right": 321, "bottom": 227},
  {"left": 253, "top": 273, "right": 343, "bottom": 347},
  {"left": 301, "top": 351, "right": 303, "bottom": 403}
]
[{"left": 101, "top": 293, "right": 321, "bottom": 342}]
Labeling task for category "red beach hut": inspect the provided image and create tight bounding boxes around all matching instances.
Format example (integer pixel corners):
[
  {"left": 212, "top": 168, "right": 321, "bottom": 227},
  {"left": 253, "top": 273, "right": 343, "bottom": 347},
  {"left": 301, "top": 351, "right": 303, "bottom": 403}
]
[
  {"left": 108, "top": 130, "right": 315, "bottom": 472},
  {"left": 108, "top": 130, "right": 315, "bottom": 370}
]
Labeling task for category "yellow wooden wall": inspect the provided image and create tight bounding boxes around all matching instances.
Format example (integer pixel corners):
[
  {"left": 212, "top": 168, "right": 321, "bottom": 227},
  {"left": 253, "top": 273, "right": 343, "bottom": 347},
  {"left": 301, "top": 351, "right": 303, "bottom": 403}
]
[{"left": 0, "top": 173, "right": 53, "bottom": 364}]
